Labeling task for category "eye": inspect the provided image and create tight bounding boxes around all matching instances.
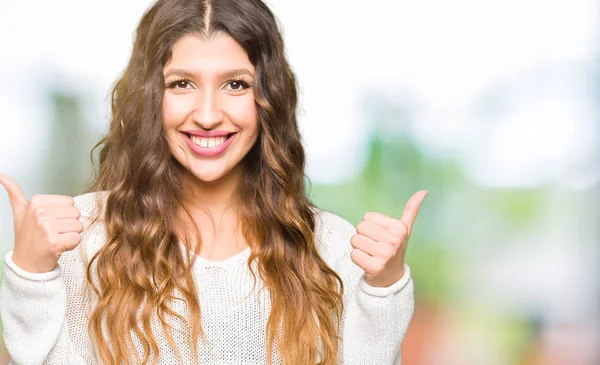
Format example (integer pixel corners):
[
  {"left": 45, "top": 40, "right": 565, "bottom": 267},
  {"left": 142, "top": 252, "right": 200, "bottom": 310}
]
[
  {"left": 166, "top": 79, "right": 193, "bottom": 89},
  {"left": 224, "top": 79, "right": 251, "bottom": 93}
]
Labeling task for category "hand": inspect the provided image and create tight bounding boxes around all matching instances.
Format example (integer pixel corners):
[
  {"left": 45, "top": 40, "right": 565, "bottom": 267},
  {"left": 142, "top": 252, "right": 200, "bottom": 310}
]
[
  {"left": 0, "top": 174, "right": 83, "bottom": 273},
  {"left": 350, "top": 190, "right": 427, "bottom": 287}
]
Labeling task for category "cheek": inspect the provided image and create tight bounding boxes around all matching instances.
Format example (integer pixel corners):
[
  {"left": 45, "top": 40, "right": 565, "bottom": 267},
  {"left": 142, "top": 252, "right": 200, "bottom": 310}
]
[
  {"left": 227, "top": 97, "right": 258, "bottom": 132},
  {"left": 162, "top": 93, "right": 190, "bottom": 129}
]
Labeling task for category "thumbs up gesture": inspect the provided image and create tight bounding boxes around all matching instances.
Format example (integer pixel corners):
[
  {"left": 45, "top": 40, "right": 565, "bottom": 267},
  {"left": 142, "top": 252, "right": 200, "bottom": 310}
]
[
  {"left": 0, "top": 174, "right": 84, "bottom": 273},
  {"left": 350, "top": 190, "right": 427, "bottom": 287}
]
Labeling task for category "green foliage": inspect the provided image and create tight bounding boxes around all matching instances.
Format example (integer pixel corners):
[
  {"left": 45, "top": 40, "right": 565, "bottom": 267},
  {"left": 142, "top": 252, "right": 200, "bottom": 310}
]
[{"left": 479, "top": 188, "right": 547, "bottom": 227}]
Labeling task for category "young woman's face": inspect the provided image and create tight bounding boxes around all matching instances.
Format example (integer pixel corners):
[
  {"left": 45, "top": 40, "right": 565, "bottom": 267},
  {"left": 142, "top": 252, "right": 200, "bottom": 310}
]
[{"left": 162, "top": 33, "right": 258, "bottom": 184}]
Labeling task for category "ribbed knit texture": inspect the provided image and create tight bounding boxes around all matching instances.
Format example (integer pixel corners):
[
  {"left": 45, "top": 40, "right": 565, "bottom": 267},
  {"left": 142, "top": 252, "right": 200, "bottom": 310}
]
[{"left": 0, "top": 192, "right": 414, "bottom": 364}]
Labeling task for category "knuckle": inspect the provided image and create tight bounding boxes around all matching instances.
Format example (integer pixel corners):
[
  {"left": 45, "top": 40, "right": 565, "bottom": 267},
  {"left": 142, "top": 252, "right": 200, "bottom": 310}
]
[
  {"left": 33, "top": 207, "right": 45, "bottom": 218},
  {"left": 376, "top": 245, "right": 390, "bottom": 259},
  {"left": 389, "top": 227, "right": 404, "bottom": 239},
  {"left": 39, "top": 219, "right": 52, "bottom": 232},
  {"left": 356, "top": 221, "right": 367, "bottom": 233},
  {"left": 390, "top": 237, "right": 403, "bottom": 248},
  {"left": 46, "top": 235, "right": 57, "bottom": 247},
  {"left": 384, "top": 245, "right": 397, "bottom": 258},
  {"left": 29, "top": 194, "right": 42, "bottom": 206}
]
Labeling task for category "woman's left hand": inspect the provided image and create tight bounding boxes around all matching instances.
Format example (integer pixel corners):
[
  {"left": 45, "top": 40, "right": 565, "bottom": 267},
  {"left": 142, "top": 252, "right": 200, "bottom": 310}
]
[{"left": 350, "top": 190, "right": 428, "bottom": 287}]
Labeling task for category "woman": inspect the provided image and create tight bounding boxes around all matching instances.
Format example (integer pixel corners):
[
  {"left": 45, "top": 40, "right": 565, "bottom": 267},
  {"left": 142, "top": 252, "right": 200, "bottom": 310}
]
[{"left": 0, "top": 0, "right": 426, "bottom": 364}]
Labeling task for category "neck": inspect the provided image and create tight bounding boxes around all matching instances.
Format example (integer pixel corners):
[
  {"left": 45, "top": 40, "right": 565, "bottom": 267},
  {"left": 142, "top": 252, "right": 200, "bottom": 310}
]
[
  {"left": 181, "top": 165, "right": 243, "bottom": 219},
  {"left": 178, "top": 164, "right": 247, "bottom": 254}
]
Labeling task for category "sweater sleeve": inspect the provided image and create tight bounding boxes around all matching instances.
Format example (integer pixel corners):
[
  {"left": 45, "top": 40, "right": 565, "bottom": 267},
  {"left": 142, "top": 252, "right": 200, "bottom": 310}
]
[
  {"left": 0, "top": 195, "right": 100, "bottom": 365},
  {"left": 315, "top": 210, "right": 415, "bottom": 365}
]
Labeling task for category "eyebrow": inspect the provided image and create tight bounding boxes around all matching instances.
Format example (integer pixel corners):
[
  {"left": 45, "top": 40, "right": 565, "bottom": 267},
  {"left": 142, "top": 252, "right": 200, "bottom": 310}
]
[{"left": 163, "top": 68, "right": 254, "bottom": 80}]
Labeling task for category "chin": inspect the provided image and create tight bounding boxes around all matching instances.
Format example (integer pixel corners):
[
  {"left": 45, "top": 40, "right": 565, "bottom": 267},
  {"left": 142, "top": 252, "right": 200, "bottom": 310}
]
[
  {"left": 190, "top": 171, "right": 225, "bottom": 184},
  {"left": 189, "top": 164, "right": 238, "bottom": 183}
]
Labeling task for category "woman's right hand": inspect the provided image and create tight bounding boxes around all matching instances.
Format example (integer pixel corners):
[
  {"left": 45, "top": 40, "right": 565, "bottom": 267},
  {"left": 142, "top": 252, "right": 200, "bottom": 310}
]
[{"left": 0, "top": 174, "right": 84, "bottom": 273}]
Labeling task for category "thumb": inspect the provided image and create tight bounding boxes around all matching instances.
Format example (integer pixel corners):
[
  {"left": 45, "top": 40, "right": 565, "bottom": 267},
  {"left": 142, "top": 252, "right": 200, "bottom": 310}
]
[{"left": 0, "top": 174, "right": 27, "bottom": 217}]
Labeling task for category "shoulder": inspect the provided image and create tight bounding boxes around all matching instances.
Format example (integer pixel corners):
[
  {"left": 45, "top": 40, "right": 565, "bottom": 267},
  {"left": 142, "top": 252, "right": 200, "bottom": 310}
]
[
  {"left": 73, "top": 191, "right": 109, "bottom": 221},
  {"left": 312, "top": 207, "right": 356, "bottom": 264},
  {"left": 313, "top": 207, "right": 356, "bottom": 239}
]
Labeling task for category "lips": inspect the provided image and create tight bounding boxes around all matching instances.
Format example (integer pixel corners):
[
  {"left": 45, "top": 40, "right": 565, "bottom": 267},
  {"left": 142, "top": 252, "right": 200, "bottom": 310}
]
[{"left": 181, "top": 132, "right": 237, "bottom": 158}]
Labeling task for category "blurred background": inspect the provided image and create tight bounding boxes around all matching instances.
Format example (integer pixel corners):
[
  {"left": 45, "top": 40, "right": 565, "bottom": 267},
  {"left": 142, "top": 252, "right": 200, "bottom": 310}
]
[{"left": 0, "top": 0, "right": 598, "bottom": 364}]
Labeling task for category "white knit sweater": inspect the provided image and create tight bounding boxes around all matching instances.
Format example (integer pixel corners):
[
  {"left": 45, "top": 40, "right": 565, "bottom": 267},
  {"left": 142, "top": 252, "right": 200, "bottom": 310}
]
[{"left": 0, "top": 192, "right": 414, "bottom": 365}]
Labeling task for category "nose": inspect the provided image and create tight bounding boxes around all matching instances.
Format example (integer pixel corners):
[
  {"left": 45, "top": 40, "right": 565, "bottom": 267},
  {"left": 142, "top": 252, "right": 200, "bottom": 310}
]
[{"left": 191, "top": 89, "right": 224, "bottom": 129}]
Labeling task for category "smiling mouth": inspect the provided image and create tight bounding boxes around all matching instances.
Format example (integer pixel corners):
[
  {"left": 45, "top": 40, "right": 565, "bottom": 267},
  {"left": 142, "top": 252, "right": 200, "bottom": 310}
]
[{"left": 184, "top": 132, "right": 236, "bottom": 148}]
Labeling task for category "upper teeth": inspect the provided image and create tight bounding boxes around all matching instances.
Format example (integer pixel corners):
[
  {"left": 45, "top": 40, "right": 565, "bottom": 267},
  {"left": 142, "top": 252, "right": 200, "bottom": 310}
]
[{"left": 190, "top": 135, "right": 227, "bottom": 148}]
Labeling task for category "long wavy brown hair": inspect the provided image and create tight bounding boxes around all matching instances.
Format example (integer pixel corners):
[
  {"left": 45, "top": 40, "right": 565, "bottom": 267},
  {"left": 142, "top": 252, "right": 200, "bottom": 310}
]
[{"left": 82, "top": 0, "right": 344, "bottom": 364}]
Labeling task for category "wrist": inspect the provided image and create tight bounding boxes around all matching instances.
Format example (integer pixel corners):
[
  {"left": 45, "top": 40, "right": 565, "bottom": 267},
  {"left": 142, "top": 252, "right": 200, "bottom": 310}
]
[
  {"left": 365, "top": 266, "right": 406, "bottom": 288},
  {"left": 12, "top": 253, "right": 56, "bottom": 274}
]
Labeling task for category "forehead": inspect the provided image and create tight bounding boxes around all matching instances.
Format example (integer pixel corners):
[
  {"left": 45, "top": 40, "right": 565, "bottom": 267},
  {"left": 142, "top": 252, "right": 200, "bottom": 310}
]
[{"left": 164, "top": 33, "right": 254, "bottom": 74}]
